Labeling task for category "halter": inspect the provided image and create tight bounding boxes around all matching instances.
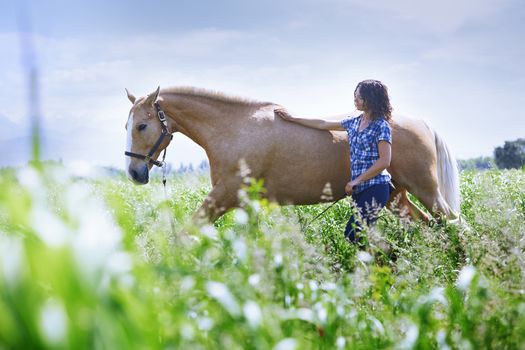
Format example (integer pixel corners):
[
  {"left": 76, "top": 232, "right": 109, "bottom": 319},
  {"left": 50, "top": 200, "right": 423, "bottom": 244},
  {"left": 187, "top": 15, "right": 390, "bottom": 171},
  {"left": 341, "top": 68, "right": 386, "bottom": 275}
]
[
  {"left": 125, "top": 100, "right": 176, "bottom": 234},
  {"left": 125, "top": 101, "right": 173, "bottom": 167}
]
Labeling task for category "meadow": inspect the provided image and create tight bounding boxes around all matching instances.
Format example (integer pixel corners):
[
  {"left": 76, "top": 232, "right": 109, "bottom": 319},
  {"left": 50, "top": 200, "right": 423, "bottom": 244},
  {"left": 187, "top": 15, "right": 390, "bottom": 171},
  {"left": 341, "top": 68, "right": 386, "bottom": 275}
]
[{"left": 0, "top": 164, "right": 524, "bottom": 349}]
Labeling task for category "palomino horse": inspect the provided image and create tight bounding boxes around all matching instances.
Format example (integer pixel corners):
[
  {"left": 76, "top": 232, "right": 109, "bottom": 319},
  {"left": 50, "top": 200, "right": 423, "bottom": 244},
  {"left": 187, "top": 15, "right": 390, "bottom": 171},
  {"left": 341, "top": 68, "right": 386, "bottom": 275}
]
[{"left": 125, "top": 87, "right": 460, "bottom": 222}]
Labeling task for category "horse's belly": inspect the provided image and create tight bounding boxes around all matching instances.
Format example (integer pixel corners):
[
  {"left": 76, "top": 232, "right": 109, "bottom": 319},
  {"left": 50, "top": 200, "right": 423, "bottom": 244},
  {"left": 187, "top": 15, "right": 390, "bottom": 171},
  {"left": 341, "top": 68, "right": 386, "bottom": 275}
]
[{"left": 262, "top": 143, "right": 349, "bottom": 204}]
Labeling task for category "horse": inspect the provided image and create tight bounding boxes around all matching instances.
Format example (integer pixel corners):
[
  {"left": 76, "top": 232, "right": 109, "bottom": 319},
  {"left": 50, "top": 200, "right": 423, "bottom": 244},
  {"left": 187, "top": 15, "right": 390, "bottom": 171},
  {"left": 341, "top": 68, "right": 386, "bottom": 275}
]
[{"left": 124, "top": 86, "right": 460, "bottom": 223}]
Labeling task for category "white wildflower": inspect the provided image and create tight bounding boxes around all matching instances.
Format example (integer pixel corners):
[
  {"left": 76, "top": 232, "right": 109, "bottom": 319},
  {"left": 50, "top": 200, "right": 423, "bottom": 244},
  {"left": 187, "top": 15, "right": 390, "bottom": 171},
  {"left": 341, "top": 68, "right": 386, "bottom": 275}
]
[
  {"left": 181, "top": 276, "right": 196, "bottom": 291},
  {"left": 368, "top": 316, "right": 385, "bottom": 335},
  {"left": 248, "top": 274, "right": 260, "bottom": 286},
  {"left": 66, "top": 183, "right": 124, "bottom": 279},
  {"left": 296, "top": 308, "right": 314, "bottom": 322},
  {"left": 201, "top": 225, "right": 218, "bottom": 239},
  {"left": 243, "top": 301, "right": 262, "bottom": 328},
  {"left": 321, "top": 282, "right": 336, "bottom": 291},
  {"left": 118, "top": 274, "right": 135, "bottom": 289},
  {"left": 233, "top": 238, "right": 247, "bottom": 262},
  {"left": 456, "top": 265, "right": 476, "bottom": 291},
  {"left": 0, "top": 236, "right": 24, "bottom": 285},
  {"left": 314, "top": 302, "right": 327, "bottom": 323},
  {"left": 197, "top": 317, "right": 214, "bottom": 331},
  {"left": 320, "top": 182, "right": 333, "bottom": 201},
  {"left": 309, "top": 280, "right": 319, "bottom": 291},
  {"left": 298, "top": 292, "right": 304, "bottom": 302},
  {"left": 398, "top": 323, "right": 419, "bottom": 350},
  {"left": 252, "top": 201, "right": 261, "bottom": 213},
  {"left": 436, "top": 330, "right": 451, "bottom": 350},
  {"left": 17, "top": 166, "right": 43, "bottom": 194},
  {"left": 274, "top": 338, "right": 297, "bottom": 350},
  {"left": 180, "top": 323, "right": 195, "bottom": 340},
  {"left": 336, "top": 336, "right": 346, "bottom": 349},
  {"left": 428, "top": 287, "right": 447, "bottom": 305},
  {"left": 206, "top": 281, "right": 241, "bottom": 316},
  {"left": 336, "top": 305, "right": 345, "bottom": 316},
  {"left": 238, "top": 158, "right": 251, "bottom": 178},
  {"left": 357, "top": 251, "right": 373, "bottom": 263},
  {"left": 234, "top": 209, "right": 249, "bottom": 225},
  {"left": 39, "top": 299, "right": 68, "bottom": 345},
  {"left": 107, "top": 252, "right": 133, "bottom": 274},
  {"left": 274, "top": 254, "right": 283, "bottom": 266},
  {"left": 31, "top": 205, "right": 69, "bottom": 247}
]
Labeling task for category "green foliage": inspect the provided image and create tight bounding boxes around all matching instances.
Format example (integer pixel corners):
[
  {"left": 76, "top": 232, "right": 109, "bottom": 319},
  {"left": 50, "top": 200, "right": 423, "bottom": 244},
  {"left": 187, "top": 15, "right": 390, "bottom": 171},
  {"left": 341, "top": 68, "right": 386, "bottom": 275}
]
[
  {"left": 1, "top": 165, "right": 524, "bottom": 349},
  {"left": 494, "top": 138, "right": 525, "bottom": 169}
]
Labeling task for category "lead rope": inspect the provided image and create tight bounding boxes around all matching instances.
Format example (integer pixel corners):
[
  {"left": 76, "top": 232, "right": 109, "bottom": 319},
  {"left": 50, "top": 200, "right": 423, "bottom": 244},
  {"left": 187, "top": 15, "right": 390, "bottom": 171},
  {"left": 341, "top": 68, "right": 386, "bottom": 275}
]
[
  {"left": 160, "top": 147, "right": 176, "bottom": 236},
  {"left": 301, "top": 194, "right": 347, "bottom": 231},
  {"left": 154, "top": 101, "right": 176, "bottom": 236}
]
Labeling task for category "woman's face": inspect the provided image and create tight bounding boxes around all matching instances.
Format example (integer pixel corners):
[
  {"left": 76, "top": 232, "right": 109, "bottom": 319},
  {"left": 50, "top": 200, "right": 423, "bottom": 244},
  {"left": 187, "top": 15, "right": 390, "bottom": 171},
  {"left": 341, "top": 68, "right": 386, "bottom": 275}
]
[{"left": 354, "top": 87, "right": 365, "bottom": 111}]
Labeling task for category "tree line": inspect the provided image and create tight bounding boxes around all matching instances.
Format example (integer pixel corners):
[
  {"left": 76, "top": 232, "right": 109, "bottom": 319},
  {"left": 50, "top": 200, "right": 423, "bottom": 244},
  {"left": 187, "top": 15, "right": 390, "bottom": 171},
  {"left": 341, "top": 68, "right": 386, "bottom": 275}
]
[{"left": 459, "top": 138, "right": 525, "bottom": 171}]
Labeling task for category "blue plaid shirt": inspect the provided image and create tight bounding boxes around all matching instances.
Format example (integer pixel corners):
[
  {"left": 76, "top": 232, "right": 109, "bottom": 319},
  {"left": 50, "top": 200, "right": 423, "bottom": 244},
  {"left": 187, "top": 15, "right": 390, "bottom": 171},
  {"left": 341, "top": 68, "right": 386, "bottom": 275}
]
[{"left": 341, "top": 115, "right": 392, "bottom": 194}]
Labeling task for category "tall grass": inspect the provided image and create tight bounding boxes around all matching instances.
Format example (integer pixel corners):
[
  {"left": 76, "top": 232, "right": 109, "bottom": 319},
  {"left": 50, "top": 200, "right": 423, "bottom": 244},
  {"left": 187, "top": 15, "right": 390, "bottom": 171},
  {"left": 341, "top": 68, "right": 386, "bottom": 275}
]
[{"left": 0, "top": 165, "right": 524, "bottom": 349}]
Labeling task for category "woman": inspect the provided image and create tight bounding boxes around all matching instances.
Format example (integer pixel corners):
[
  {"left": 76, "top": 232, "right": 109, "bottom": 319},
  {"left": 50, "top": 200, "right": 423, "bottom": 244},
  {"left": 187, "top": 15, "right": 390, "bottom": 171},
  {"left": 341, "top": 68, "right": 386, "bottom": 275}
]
[{"left": 275, "top": 79, "right": 393, "bottom": 244}]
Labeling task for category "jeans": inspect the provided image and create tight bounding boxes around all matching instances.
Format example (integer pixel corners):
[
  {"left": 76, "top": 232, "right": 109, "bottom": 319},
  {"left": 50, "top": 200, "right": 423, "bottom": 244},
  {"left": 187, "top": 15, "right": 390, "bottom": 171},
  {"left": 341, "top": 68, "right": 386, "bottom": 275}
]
[{"left": 344, "top": 183, "right": 391, "bottom": 243}]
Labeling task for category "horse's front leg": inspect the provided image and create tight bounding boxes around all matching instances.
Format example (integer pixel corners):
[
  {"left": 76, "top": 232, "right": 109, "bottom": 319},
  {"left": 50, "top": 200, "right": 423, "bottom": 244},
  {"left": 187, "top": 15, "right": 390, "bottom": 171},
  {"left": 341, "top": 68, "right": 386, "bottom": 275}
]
[{"left": 194, "top": 183, "right": 239, "bottom": 222}]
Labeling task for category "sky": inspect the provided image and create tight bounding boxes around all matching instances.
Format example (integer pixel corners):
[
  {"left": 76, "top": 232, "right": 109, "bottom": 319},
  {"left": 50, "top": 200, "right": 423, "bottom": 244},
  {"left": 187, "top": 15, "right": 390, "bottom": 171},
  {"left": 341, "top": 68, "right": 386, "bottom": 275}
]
[{"left": 0, "top": 0, "right": 524, "bottom": 169}]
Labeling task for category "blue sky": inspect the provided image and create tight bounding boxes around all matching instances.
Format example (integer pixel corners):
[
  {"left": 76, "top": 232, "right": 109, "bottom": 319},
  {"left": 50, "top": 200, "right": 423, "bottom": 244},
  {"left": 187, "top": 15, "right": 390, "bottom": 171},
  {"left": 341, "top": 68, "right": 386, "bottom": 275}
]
[{"left": 1, "top": 0, "right": 524, "bottom": 168}]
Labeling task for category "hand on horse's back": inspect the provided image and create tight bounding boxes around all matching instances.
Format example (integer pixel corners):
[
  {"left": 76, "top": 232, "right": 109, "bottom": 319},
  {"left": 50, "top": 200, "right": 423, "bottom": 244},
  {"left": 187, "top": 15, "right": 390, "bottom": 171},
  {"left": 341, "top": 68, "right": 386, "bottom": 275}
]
[{"left": 274, "top": 108, "right": 294, "bottom": 121}]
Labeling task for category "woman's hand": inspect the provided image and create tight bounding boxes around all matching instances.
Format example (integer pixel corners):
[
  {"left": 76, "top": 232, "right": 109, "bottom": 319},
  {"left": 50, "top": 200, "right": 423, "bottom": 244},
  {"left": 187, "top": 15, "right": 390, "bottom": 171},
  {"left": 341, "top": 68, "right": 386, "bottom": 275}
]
[
  {"left": 274, "top": 109, "right": 344, "bottom": 131},
  {"left": 345, "top": 180, "right": 360, "bottom": 195},
  {"left": 274, "top": 108, "right": 294, "bottom": 121}
]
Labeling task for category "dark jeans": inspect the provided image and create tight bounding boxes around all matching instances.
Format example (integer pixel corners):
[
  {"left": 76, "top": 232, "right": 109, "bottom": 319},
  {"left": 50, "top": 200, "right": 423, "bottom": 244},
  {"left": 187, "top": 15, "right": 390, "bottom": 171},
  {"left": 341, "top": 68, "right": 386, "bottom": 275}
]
[{"left": 344, "top": 183, "right": 391, "bottom": 244}]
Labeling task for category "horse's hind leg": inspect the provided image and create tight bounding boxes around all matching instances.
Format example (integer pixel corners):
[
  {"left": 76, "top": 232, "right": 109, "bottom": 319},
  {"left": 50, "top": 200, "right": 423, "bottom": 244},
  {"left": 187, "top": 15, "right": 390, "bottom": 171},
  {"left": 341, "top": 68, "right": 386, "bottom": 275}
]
[
  {"left": 387, "top": 185, "right": 430, "bottom": 222},
  {"left": 421, "top": 192, "right": 457, "bottom": 220},
  {"left": 411, "top": 184, "right": 457, "bottom": 220}
]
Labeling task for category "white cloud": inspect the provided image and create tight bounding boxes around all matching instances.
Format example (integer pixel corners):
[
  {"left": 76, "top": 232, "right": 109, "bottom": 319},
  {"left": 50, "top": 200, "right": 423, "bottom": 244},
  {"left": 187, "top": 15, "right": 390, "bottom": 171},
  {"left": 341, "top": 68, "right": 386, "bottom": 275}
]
[
  {"left": 422, "top": 36, "right": 525, "bottom": 78},
  {"left": 48, "top": 60, "right": 132, "bottom": 84},
  {"left": 343, "top": 0, "right": 513, "bottom": 34}
]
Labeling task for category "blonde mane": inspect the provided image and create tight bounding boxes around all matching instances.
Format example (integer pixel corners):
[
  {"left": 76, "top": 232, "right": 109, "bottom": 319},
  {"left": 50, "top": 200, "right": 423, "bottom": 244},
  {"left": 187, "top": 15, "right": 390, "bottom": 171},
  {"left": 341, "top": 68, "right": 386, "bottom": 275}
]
[{"left": 163, "top": 86, "right": 273, "bottom": 107}]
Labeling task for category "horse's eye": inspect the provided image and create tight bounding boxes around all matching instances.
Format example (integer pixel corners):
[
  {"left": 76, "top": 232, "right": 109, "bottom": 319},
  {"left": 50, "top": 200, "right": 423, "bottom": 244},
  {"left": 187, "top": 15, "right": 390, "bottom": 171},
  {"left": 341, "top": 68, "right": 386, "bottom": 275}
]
[{"left": 138, "top": 124, "right": 147, "bottom": 131}]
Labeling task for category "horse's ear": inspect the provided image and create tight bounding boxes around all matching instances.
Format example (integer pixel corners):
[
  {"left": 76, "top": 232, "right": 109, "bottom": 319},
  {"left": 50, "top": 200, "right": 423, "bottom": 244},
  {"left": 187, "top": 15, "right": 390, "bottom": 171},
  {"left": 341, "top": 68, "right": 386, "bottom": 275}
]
[
  {"left": 144, "top": 86, "right": 160, "bottom": 106},
  {"left": 125, "top": 88, "right": 136, "bottom": 104}
]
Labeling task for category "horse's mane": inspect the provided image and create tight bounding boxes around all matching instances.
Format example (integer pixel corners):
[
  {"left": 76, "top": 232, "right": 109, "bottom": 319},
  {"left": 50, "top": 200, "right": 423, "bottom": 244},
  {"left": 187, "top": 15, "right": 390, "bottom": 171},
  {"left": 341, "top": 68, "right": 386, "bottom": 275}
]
[{"left": 162, "top": 86, "right": 273, "bottom": 107}]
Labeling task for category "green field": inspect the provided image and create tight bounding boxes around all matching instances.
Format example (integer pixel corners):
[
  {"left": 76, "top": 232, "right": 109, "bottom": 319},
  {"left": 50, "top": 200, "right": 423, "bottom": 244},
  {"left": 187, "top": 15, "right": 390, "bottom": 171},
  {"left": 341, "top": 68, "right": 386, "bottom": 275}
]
[{"left": 1, "top": 165, "right": 524, "bottom": 349}]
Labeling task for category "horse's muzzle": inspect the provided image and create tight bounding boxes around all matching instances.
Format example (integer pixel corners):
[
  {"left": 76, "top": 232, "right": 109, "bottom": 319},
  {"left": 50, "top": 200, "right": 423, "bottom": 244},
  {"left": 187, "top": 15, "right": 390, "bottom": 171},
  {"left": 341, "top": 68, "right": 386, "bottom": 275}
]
[{"left": 128, "top": 164, "right": 149, "bottom": 184}]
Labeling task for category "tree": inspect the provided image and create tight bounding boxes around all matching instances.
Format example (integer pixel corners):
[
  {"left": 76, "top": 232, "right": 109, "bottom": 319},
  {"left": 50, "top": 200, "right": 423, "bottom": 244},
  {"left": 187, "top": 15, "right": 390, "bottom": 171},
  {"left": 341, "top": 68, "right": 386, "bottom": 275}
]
[
  {"left": 458, "top": 156, "right": 496, "bottom": 171},
  {"left": 494, "top": 138, "right": 525, "bottom": 169}
]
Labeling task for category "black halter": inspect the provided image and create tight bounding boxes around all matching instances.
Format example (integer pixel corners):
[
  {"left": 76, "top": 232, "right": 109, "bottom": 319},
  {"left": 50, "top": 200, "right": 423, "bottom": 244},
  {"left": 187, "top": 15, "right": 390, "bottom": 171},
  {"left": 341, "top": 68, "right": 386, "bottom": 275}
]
[{"left": 125, "top": 101, "right": 173, "bottom": 167}]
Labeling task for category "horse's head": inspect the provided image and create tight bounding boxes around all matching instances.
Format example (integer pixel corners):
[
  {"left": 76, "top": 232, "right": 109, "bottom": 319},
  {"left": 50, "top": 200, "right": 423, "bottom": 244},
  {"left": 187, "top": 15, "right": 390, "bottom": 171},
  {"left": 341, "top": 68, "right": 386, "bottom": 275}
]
[{"left": 125, "top": 87, "right": 172, "bottom": 184}]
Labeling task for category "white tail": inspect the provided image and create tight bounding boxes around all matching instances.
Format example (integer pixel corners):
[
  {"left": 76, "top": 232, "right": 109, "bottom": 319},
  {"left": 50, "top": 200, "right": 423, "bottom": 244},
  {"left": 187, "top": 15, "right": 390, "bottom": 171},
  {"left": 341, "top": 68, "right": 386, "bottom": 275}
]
[{"left": 434, "top": 130, "right": 460, "bottom": 213}]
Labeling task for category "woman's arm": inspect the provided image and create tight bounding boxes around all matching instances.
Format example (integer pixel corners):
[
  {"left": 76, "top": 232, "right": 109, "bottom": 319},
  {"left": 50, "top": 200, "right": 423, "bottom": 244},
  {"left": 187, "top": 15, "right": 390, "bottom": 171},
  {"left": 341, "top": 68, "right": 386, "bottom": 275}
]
[
  {"left": 345, "top": 141, "right": 392, "bottom": 195},
  {"left": 275, "top": 108, "right": 345, "bottom": 131}
]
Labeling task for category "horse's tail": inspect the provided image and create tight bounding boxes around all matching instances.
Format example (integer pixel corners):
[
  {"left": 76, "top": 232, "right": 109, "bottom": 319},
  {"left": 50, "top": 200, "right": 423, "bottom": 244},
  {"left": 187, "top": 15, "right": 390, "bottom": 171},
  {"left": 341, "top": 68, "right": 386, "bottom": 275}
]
[{"left": 433, "top": 129, "right": 460, "bottom": 214}]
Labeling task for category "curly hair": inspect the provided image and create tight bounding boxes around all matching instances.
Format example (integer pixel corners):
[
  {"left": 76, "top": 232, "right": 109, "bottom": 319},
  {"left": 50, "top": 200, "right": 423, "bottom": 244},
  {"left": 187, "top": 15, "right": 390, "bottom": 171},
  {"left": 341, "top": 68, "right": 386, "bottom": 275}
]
[{"left": 354, "top": 80, "right": 392, "bottom": 121}]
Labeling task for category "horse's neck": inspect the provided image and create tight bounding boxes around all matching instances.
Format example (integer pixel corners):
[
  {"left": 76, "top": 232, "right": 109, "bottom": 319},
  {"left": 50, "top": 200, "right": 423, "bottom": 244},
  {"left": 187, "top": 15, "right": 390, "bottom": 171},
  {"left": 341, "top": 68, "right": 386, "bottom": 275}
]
[{"left": 161, "top": 92, "right": 257, "bottom": 150}]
